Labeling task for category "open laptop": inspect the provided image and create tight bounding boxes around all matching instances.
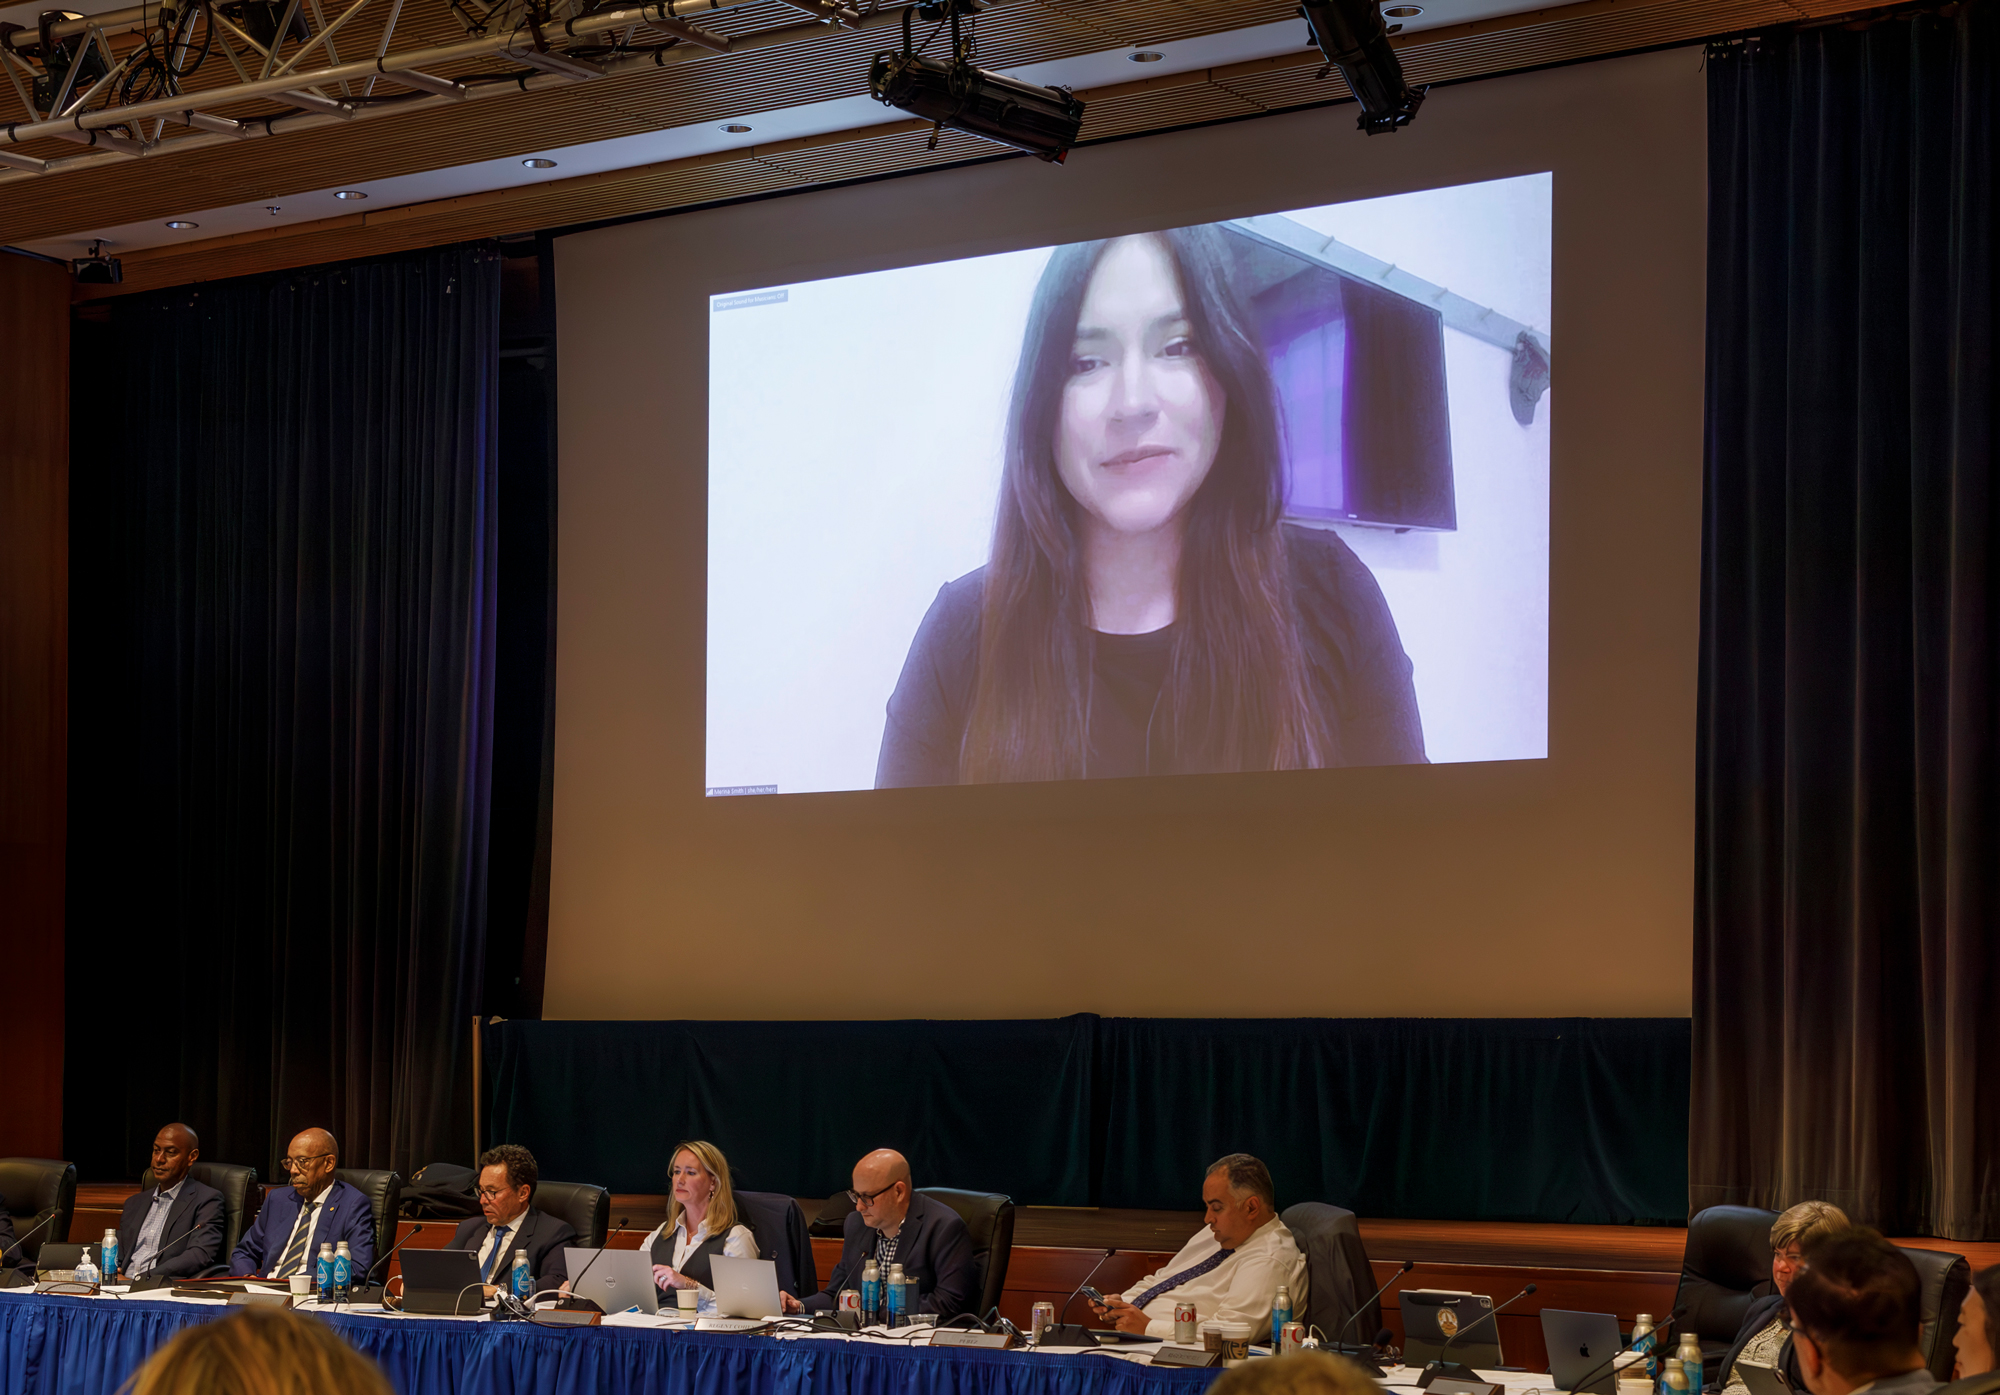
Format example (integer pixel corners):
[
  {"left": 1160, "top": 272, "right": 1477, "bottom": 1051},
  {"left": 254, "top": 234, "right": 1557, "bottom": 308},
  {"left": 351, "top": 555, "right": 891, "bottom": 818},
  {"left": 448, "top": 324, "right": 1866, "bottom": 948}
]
[
  {"left": 562, "top": 1247, "right": 660, "bottom": 1316},
  {"left": 1542, "top": 1309, "right": 1626, "bottom": 1394},
  {"left": 1402, "top": 1290, "right": 1504, "bottom": 1369},
  {"left": 705, "top": 1256, "right": 783, "bottom": 1328},
  {"left": 399, "top": 1249, "right": 486, "bottom": 1315}
]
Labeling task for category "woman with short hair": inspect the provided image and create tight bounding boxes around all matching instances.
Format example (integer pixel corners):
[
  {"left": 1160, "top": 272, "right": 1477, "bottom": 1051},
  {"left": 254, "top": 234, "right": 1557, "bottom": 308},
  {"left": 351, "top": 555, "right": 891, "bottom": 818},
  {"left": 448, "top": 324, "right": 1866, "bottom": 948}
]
[{"left": 1716, "top": 1201, "right": 1854, "bottom": 1395}]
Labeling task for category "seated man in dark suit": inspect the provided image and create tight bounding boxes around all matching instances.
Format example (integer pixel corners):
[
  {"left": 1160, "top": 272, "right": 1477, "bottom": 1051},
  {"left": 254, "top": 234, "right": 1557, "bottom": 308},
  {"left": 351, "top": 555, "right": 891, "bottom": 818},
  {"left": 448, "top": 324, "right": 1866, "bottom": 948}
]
[
  {"left": 1789, "top": 1228, "right": 1940, "bottom": 1395},
  {"left": 789, "top": 1148, "right": 975, "bottom": 1318},
  {"left": 117, "top": 1123, "right": 226, "bottom": 1281},
  {"left": 230, "top": 1128, "right": 377, "bottom": 1281},
  {"left": 450, "top": 1144, "right": 575, "bottom": 1296},
  {"left": 0, "top": 1207, "right": 30, "bottom": 1283},
  {"left": 1718, "top": 1202, "right": 1853, "bottom": 1395}
]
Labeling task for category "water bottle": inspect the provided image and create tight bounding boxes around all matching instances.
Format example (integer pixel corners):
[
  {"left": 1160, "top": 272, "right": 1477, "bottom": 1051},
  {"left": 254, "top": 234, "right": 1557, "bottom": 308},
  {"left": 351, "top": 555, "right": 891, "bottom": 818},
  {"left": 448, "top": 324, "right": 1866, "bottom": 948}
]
[
  {"left": 1665, "top": 1358, "right": 1692, "bottom": 1395},
  {"left": 861, "top": 1261, "right": 880, "bottom": 1325},
  {"left": 317, "top": 1243, "right": 336, "bottom": 1303},
  {"left": 1677, "top": 1335, "right": 1705, "bottom": 1395},
  {"left": 886, "top": 1263, "right": 909, "bottom": 1327},
  {"left": 333, "top": 1241, "right": 353, "bottom": 1303},
  {"left": 1630, "top": 1314, "right": 1657, "bottom": 1381},
  {"left": 512, "top": 1250, "right": 532, "bottom": 1300},
  {"left": 101, "top": 1229, "right": 121, "bottom": 1282},
  {"left": 1272, "top": 1284, "right": 1293, "bottom": 1351}
]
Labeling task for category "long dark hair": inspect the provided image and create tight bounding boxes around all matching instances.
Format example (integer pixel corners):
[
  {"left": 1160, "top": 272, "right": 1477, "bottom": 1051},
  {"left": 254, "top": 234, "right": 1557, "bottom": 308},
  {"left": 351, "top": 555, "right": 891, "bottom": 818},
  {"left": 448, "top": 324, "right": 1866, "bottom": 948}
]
[{"left": 960, "top": 226, "right": 1325, "bottom": 782}]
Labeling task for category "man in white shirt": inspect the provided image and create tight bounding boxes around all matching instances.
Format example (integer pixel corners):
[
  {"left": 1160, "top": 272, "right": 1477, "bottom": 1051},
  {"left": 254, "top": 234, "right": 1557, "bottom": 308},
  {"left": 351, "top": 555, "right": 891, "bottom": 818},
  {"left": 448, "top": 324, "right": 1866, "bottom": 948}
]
[{"left": 1090, "top": 1153, "right": 1307, "bottom": 1338}]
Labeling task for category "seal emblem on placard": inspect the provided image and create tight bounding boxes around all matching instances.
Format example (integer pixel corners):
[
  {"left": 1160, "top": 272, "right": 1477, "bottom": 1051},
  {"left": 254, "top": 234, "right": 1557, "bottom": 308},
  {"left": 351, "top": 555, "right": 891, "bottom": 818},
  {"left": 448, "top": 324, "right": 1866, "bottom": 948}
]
[{"left": 1437, "top": 1307, "right": 1459, "bottom": 1338}]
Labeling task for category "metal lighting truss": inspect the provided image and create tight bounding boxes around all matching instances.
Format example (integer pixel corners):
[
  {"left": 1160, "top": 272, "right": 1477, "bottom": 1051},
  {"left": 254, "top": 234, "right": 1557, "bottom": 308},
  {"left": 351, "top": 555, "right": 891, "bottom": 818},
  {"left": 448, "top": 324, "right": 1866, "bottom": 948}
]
[{"left": 0, "top": 0, "right": 924, "bottom": 183}]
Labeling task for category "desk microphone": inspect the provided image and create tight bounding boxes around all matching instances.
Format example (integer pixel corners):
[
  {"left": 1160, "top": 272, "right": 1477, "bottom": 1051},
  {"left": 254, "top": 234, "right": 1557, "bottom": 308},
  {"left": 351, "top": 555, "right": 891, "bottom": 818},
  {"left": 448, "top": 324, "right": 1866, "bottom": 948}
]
[
  {"left": 0, "top": 1210, "right": 63, "bottom": 1279},
  {"left": 550, "top": 1216, "right": 627, "bottom": 1314},
  {"left": 1418, "top": 1284, "right": 1536, "bottom": 1387},
  {"left": 1563, "top": 1306, "right": 1686, "bottom": 1395},
  {"left": 1327, "top": 1260, "right": 1415, "bottom": 1373},
  {"left": 347, "top": 1222, "right": 425, "bottom": 1302},
  {"left": 126, "top": 1210, "right": 218, "bottom": 1288},
  {"left": 1041, "top": 1248, "right": 1115, "bottom": 1347}
]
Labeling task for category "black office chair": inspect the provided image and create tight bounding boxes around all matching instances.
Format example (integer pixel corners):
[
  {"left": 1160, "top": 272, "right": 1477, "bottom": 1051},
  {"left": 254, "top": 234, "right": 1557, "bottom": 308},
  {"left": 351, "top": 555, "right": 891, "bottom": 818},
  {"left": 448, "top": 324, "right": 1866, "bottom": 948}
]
[
  {"left": 917, "top": 1187, "right": 1014, "bottom": 1319},
  {"left": 1675, "top": 1204, "right": 1780, "bottom": 1367},
  {"left": 738, "top": 1191, "right": 817, "bottom": 1299},
  {"left": 1906, "top": 1245, "right": 1970, "bottom": 1380},
  {"left": 0, "top": 1158, "right": 76, "bottom": 1268},
  {"left": 139, "top": 1161, "right": 263, "bottom": 1277},
  {"left": 810, "top": 1194, "right": 852, "bottom": 1239},
  {"left": 533, "top": 1180, "right": 609, "bottom": 1249},
  {"left": 1282, "top": 1201, "right": 1381, "bottom": 1343},
  {"left": 334, "top": 1168, "right": 404, "bottom": 1269}
]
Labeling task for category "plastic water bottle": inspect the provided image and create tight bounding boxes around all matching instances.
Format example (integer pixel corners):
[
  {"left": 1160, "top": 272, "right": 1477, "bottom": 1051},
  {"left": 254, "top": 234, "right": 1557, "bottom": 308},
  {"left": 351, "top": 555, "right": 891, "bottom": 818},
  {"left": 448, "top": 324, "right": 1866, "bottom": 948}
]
[
  {"left": 101, "top": 1229, "right": 121, "bottom": 1282},
  {"left": 1630, "top": 1315, "right": 1657, "bottom": 1380},
  {"left": 885, "top": 1263, "right": 909, "bottom": 1327},
  {"left": 1272, "top": 1284, "right": 1293, "bottom": 1350},
  {"left": 1677, "top": 1336, "right": 1705, "bottom": 1395},
  {"left": 861, "top": 1261, "right": 880, "bottom": 1325},
  {"left": 512, "top": 1251, "right": 532, "bottom": 1300},
  {"left": 317, "top": 1243, "right": 336, "bottom": 1303},
  {"left": 333, "top": 1242, "right": 353, "bottom": 1303}
]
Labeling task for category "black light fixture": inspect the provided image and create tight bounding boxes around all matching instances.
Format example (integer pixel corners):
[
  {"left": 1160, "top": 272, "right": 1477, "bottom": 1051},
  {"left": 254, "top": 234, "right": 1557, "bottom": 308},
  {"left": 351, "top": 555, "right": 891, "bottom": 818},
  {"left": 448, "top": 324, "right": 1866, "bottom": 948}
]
[
  {"left": 1299, "top": 0, "right": 1425, "bottom": 134},
  {"left": 868, "top": 0, "right": 1084, "bottom": 164},
  {"left": 72, "top": 239, "right": 121, "bottom": 284}
]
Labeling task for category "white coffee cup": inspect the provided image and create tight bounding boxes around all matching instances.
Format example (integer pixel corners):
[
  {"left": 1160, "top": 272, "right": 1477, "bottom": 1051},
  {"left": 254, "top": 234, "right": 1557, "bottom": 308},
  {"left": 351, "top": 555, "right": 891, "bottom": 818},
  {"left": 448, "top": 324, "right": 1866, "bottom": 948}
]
[
  {"left": 677, "top": 1287, "right": 699, "bottom": 1311},
  {"left": 289, "top": 1274, "right": 313, "bottom": 1298}
]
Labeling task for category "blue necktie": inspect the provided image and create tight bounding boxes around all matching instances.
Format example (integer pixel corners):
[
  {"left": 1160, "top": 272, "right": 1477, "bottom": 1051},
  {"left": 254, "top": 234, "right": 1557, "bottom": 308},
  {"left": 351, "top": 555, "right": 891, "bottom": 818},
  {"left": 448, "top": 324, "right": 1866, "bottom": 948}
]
[
  {"left": 1130, "top": 1248, "right": 1235, "bottom": 1308},
  {"left": 481, "top": 1226, "right": 511, "bottom": 1283}
]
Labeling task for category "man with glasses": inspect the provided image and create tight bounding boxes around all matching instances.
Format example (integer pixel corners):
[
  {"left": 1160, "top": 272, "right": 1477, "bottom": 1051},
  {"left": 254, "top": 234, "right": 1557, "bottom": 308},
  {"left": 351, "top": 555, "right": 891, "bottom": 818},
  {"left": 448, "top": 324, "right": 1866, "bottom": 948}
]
[
  {"left": 449, "top": 1144, "right": 576, "bottom": 1297},
  {"left": 791, "top": 1148, "right": 975, "bottom": 1318},
  {"left": 229, "top": 1128, "right": 377, "bottom": 1280},
  {"left": 1716, "top": 1202, "right": 1854, "bottom": 1395},
  {"left": 114, "top": 1123, "right": 225, "bottom": 1281},
  {"left": 1788, "top": 1229, "right": 1939, "bottom": 1395}
]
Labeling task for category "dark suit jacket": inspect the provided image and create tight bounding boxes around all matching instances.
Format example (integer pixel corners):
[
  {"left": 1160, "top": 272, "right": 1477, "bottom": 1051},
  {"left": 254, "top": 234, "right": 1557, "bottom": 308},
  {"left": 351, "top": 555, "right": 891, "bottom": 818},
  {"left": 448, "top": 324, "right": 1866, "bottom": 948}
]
[
  {"left": 0, "top": 1210, "right": 27, "bottom": 1280},
  {"left": 117, "top": 1176, "right": 226, "bottom": 1279},
  {"left": 449, "top": 1207, "right": 577, "bottom": 1293},
  {"left": 803, "top": 1193, "right": 976, "bottom": 1317},
  {"left": 1721, "top": 1293, "right": 1804, "bottom": 1391},
  {"left": 231, "top": 1179, "right": 377, "bottom": 1279}
]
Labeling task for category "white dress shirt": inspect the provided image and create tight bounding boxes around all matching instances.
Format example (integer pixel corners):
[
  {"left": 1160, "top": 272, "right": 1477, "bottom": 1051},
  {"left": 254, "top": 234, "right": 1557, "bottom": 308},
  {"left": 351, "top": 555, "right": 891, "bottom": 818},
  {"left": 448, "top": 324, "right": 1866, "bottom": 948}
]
[
  {"left": 635, "top": 1215, "right": 756, "bottom": 1297},
  {"left": 1119, "top": 1215, "right": 1308, "bottom": 1339},
  {"left": 476, "top": 1210, "right": 530, "bottom": 1281}
]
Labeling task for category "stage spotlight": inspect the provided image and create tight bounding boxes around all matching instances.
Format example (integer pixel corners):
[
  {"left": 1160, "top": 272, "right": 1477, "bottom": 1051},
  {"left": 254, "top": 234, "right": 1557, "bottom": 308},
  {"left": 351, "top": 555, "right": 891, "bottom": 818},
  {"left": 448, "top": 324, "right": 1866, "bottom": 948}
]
[
  {"left": 1299, "top": 0, "right": 1424, "bottom": 134},
  {"left": 868, "top": 2, "right": 1084, "bottom": 163},
  {"left": 72, "top": 239, "right": 122, "bottom": 284}
]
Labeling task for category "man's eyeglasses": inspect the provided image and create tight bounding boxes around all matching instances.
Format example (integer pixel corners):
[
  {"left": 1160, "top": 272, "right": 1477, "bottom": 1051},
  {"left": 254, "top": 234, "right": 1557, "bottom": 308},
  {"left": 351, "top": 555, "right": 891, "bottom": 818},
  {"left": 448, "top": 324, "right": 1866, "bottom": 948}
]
[
  {"left": 280, "top": 1152, "right": 334, "bottom": 1175},
  {"left": 846, "top": 1183, "right": 898, "bottom": 1207},
  {"left": 477, "top": 1186, "right": 518, "bottom": 1201}
]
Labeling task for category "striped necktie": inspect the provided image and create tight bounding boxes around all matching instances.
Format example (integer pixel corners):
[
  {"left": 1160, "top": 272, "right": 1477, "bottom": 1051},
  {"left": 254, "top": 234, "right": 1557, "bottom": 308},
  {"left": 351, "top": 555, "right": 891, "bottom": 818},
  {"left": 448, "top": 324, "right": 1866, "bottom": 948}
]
[
  {"left": 275, "top": 1202, "right": 317, "bottom": 1278},
  {"left": 481, "top": 1225, "right": 511, "bottom": 1283},
  {"left": 1130, "top": 1248, "right": 1235, "bottom": 1308}
]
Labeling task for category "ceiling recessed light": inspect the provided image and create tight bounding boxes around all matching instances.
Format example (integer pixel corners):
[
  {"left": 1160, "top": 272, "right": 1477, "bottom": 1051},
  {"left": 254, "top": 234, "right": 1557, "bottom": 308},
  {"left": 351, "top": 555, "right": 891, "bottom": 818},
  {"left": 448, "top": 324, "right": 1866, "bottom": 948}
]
[
  {"left": 1129, "top": 49, "right": 1163, "bottom": 61},
  {"left": 720, "top": 123, "right": 752, "bottom": 133},
  {"left": 334, "top": 189, "right": 367, "bottom": 200},
  {"left": 166, "top": 219, "right": 199, "bottom": 229},
  {"left": 1383, "top": 5, "right": 1422, "bottom": 15},
  {"left": 522, "top": 157, "right": 557, "bottom": 169}
]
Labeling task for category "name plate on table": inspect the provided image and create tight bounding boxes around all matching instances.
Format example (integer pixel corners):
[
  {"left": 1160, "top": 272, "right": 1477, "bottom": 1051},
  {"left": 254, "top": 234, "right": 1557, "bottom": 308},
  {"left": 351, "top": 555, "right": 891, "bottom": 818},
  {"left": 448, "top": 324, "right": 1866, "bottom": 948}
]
[
  {"left": 228, "top": 1291, "right": 293, "bottom": 1308},
  {"left": 532, "top": 1308, "right": 602, "bottom": 1327},
  {"left": 930, "top": 1330, "right": 1015, "bottom": 1349},
  {"left": 1151, "top": 1346, "right": 1221, "bottom": 1368},
  {"left": 1426, "top": 1378, "right": 1503, "bottom": 1395}
]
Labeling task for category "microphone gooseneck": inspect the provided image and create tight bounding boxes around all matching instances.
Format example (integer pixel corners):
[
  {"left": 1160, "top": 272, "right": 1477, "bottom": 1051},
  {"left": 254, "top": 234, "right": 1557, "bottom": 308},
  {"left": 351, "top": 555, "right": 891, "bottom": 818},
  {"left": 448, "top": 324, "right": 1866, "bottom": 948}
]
[
  {"left": 553, "top": 1216, "right": 628, "bottom": 1312},
  {"left": 1057, "top": 1247, "right": 1117, "bottom": 1326},
  {"left": 1335, "top": 1259, "right": 1416, "bottom": 1351},
  {"left": 0, "top": 1211, "right": 62, "bottom": 1265},
  {"left": 1435, "top": 1282, "right": 1537, "bottom": 1357},
  {"left": 358, "top": 1222, "right": 427, "bottom": 1290}
]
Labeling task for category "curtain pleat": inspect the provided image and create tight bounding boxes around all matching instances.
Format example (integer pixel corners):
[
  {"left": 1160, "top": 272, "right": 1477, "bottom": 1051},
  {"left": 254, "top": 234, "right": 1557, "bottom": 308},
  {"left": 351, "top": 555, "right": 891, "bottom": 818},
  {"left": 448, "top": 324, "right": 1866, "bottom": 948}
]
[
  {"left": 66, "top": 245, "right": 502, "bottom": 1181},
  {"left": 1695, "top": 5, "right": 2000, "bottom": 1238}
]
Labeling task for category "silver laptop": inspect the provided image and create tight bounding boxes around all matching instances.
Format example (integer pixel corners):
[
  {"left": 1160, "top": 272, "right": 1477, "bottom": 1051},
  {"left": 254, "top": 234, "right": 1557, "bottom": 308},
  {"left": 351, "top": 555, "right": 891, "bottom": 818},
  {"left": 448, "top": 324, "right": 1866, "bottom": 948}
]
[
  {"left": 1542, "top": 1309, "right": 1625, "bottom": 1394},
  {"left": 562, "top": 1247, "right": 660, "bottom": 1315},
  {"left": 707, "top": 1255, "right": 783, "bottom": 1322}
]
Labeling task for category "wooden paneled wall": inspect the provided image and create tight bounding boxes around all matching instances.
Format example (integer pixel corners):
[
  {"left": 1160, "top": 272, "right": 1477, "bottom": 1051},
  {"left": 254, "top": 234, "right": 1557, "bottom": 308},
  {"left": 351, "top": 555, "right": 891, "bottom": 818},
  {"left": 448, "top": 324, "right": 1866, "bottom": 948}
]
[{"left": 0, "top": 251, "right": 70, "bottom": 1161}]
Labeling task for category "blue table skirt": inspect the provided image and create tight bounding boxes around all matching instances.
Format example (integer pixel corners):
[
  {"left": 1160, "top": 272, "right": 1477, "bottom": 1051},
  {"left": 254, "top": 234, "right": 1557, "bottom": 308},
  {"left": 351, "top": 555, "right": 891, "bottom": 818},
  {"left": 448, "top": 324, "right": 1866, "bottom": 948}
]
[{"left": 0, "top": 1294, "right": 1223, "bottom": 1395}]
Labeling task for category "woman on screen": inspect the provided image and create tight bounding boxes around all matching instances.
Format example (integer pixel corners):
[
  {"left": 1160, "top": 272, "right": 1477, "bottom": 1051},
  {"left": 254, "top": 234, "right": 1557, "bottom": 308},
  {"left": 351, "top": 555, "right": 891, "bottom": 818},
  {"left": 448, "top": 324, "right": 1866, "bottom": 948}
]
[{"left": 875, "top": 225, "right": 1424, "bottom": 787}]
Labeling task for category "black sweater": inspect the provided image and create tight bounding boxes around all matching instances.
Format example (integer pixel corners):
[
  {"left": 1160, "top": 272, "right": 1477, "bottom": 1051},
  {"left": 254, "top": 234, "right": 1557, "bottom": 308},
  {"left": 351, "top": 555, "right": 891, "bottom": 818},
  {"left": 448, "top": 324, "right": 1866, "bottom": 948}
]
[{"left": 874, "top": 523, "right": 1426, "bottom": 787}]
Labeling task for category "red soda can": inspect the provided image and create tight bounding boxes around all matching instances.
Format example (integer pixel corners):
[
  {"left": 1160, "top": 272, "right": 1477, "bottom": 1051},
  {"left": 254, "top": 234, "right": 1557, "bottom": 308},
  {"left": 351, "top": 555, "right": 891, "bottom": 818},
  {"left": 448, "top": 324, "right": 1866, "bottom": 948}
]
[
  {"left": 1282, "top": 1321, "right": 1307, "bottom": 1353},
  {"left": 1174, "top": 1301, "right": 1198, "bottom": 1343}
]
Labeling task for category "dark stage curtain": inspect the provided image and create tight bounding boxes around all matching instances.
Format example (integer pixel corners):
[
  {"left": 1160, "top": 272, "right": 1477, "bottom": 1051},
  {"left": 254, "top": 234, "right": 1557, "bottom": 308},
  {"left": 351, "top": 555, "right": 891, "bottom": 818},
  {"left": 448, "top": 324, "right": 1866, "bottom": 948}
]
[
  {"left": 1696, "top": 6, "right": 2000, "bottom": 1238},
  {"left": 487, "top": 1016, "right": 1688, "bottom": 1220},
  {"left": 66, "top": 245, "right": 503, "bottom": 1183}
]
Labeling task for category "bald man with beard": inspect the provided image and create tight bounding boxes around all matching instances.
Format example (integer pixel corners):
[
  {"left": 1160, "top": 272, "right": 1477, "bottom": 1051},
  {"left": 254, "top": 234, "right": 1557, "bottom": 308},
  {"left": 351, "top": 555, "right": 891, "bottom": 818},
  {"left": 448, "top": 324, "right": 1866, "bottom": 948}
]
[
  {"left": 789, "top": 1149, "right": 977, "bottom": 1319},
  {"left": 229, "top": 1128, "right": 377, "bottom": 1280}
]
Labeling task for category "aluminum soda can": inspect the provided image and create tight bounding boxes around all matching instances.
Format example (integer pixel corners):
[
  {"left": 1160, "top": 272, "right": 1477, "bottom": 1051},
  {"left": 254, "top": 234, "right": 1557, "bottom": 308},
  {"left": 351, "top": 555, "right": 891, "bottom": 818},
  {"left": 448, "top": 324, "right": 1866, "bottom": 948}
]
[
  {"left": 1031, "top": 1301, "right": 1056, "bottom": 1343},
  {"left": 1174, "top": 1301, "right": 1198, "bottom": 1344},
  {"left": 1282, "top": 1321, "right": 1307, "bottom": 1353},
  {"left": 838, "top": 1289, "right": 861, "bottom": 1317}
]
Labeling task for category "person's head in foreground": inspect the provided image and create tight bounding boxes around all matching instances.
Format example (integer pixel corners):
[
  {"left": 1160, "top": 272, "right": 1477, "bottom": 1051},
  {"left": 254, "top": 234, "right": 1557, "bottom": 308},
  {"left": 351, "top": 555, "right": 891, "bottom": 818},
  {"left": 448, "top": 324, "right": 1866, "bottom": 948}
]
[
  {"left": 1208, "top": 1350, "right": 1385, "bottom": 1395},
  {"left": 968, "top": 226, "right": 1325, "bottom": 781},
  {"left": 1770, "top": 1201, "right": 1853, "bottom": 1298},
  {"left": 1951, "top": 1264, "right": 2000, "bottom": 1379},
  {"left": 1203, "top": 1152, "right": 1279, "bottom": 1248},
  {"left": 125, "top": 1305, "right": 393, "bottom": 1395},
  {"left": 1785, "top": 1228, "right": 1933, "bottom": 1395}
]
